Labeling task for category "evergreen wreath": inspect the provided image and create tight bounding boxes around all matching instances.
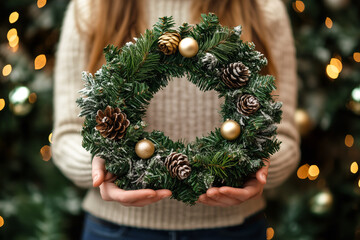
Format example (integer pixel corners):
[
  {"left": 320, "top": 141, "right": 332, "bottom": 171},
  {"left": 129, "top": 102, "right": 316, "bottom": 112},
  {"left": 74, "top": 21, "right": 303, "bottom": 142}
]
[{"left": 77, "top": 14, "right": 282, "bottom": 205}]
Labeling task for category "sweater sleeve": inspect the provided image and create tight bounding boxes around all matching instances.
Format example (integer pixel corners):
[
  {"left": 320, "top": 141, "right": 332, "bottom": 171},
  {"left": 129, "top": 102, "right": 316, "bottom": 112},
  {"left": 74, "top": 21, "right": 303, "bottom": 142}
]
[
  {"left": 52, "top": 0, "right": 94, "bottom": 188},
  {"left": 264, "top": 0, "right": 301, "bottom": 189}
]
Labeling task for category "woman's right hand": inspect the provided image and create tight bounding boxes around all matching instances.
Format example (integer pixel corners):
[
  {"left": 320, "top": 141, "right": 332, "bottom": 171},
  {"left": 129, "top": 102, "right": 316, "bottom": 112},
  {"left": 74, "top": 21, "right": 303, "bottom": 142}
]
[{"left": 92, "top": 156, "right": 172, "bottom": 207}]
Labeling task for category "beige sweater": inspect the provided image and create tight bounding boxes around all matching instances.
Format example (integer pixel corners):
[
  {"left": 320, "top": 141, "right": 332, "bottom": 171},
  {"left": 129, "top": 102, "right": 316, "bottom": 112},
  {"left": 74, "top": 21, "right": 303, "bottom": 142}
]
[{"left": 52, "top": 0, "right": 300, "bottom": 230}]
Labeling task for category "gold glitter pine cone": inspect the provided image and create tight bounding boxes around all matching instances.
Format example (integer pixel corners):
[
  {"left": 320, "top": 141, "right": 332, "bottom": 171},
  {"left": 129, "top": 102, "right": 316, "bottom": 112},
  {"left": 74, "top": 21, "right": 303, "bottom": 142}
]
[
  {"left": 158, "top": 32, "right": 181, "bottom": 55},
  {"left": 95, "top": 106, "right": 130, "bottom": 140},
  {"left": 164, "top": 152, "right": 191, "bottom": 180}
]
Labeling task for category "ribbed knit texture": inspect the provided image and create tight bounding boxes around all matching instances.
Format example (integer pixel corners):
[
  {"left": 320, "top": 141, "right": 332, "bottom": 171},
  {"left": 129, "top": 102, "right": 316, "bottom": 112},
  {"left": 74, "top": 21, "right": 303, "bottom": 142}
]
[{"left": 52, "top": 0, "right": 300, "bottom": 230}]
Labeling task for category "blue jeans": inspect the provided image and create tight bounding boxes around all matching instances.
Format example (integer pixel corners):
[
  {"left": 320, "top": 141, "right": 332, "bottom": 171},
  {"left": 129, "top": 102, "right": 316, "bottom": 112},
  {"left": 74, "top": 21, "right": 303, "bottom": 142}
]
[{"left": 81, "top": 211, "right": 267, "bottom": 240}]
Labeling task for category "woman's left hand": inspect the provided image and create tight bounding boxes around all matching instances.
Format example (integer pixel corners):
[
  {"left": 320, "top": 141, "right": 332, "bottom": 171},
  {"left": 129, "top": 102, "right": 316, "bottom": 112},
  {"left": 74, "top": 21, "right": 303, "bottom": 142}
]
[{"left": 196, "top": 160, "right": 269, "bottom": 207}]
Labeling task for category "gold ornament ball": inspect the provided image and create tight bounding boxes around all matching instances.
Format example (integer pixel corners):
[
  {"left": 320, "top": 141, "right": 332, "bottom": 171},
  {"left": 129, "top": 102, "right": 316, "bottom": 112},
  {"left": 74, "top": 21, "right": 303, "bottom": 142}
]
[
  {"left": 220, "top": 120, "right": 241, "bottom": 140},
  {"left": 135, "top": 139, "right": 155, "bottom": 159},
  {"left": 179, "top": 37, "right": 199, "bottom": 58}
]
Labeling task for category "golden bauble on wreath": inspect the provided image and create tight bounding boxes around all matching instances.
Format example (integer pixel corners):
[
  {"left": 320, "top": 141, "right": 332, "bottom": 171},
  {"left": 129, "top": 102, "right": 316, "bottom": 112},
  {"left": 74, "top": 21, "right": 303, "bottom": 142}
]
[
  {"left": 135, "top": 139, "right": 155, "bottom": 159},
  {"left": 179, "top": 37, "right": 199, "bottom": 58},
  {"left": 220, "top": 119, "right": 241, "bottom": 140}
]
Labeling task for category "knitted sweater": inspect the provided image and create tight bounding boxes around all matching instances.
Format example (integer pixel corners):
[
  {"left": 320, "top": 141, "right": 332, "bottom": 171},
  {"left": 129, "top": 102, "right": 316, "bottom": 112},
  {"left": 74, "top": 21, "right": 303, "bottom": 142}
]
[{"left": 52, "top": 0, "right": 300, "bottom": 230}]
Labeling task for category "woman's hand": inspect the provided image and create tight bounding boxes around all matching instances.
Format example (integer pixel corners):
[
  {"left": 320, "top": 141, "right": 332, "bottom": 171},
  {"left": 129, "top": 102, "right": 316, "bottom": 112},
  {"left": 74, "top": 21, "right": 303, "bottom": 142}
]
[
  {"left": 92, "top": 156, "right": 172, "bottom": 207},
  {"left": 197, "top": 160, "right": 269, "bottom": 207}
]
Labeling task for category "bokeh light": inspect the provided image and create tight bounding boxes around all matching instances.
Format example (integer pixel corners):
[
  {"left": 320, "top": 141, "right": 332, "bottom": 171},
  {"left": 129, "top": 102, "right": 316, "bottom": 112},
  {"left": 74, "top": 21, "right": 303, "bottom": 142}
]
[
  {"left": 351, "top": 87, "right": 360, "bottom": 102},
  {"left": 9, "top": 12, "right": 19, "bottom": 24},
  {"left": 40, "top": 145, "right": 52, "bottom": 161},
  {"left": 297, "top": 164, "right": 309, "bottom": 179},
  {"left": 330, "top": 58, "right": 342, "bottom": 73},
  {"left": 0, "top": 216, "right": 4, "bottom": 227},
  {"left": 354, "top": 52, "right": 360, "bottom": 62},
  {"left": 2, "top": 64, "right": 12, "bottom": 77},
  {"left": 325, "top": 17, "right": 333, "bottom": 29},
  {"left": 293, "top": 0, "right": 305, "bottom": 13},
  {"left": 350, "top": 162, "right": 358, "bottom": 174},
  {"left": 345, "top": 134, "right": 354, "bottom": 147},
  {"left": 48, "top": 132, "right": 53, "bottom": 144},
  {"left": 326, "top": 64, "right": 339, "bottom": 79},
  {"left": 9, "top": 36, "right": 19, "bottom": 48},
  {"left": 28, "top": 92, "right": 37, "bottom": 104},
  {"left": 7, "top": 28, "right": 17, "bottom": 42},
  {"left": 266, "top": 227, "right": 275, "bottom": 240},
  {"left": 37, "top": 0, "right": 47, "bottom": 8},
  {"left": 308, "top": 165, "right": 320, "bottom": 179},
  {"left": 34, "top": 54, "right": 46, "bottom": 70},
  {"left": 0, "top": 99, "right": 5, "bottom": 111}
]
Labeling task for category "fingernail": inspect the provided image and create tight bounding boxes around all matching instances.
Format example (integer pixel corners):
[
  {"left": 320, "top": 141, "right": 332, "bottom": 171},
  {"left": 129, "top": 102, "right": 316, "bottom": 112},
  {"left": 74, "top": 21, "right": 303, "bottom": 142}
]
[{"left": 147, "top": 194, "right": 155, "bottom": 199}]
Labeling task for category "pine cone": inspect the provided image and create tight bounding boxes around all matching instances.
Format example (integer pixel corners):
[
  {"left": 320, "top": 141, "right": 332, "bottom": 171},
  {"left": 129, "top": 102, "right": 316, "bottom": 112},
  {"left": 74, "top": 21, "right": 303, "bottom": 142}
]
[
  {"left": 221, "top": 62, "right": 251, "bottom": 88},
  {"left": 237, "top": 94, "right": 260, "bottom": 116},
  {"left": 95, "top": 106, "right": 130, "bottom": 140},
  {"left": 158, "top": 32, "right": 181, "bottom": 55},
  {"left": 164, "top": 152, "right": 191, "bottom": 180}
]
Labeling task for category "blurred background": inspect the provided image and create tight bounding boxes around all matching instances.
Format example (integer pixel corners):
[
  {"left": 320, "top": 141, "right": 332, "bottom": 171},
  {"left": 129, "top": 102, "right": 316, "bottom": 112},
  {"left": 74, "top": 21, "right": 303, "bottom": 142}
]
[{"left": 0, "top": 0, "right": 359, "bottom": 239}]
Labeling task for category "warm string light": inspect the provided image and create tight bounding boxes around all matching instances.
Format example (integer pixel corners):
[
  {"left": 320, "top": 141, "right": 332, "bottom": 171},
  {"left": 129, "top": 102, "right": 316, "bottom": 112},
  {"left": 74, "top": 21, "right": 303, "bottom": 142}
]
[
  {"left": 325, "top": 17, "right": 333, "bottom": 29},
  {"left": 326, "top": 57, "right": 343, "bottom": 80},
  {"left": 34, "top": 54, "right": 47, "bottom": 70},
  {"left": 7, "top": 28, "right": 17, "bottom": 42},
  {"left": 37, "top": 0, "right": 47, "bottom": 8},
  {"left": 0, "top": 99, "right": 5, "bottom": 111},
  {"left": 2, "top": 64, "right": 12, "bottom": 77},
  {"left": 293, "top": 0, "right": 305, "bottom": 13},
  {"left": 0, "top": 216, "right": 4, "bottom": 228},
  {"left": 9, "top": 12, "right": 19, "bottom": 24},
  {"left": 266, "top": 227, "right": 275, "bottom": 240},
  {"left": 345, "top": 134, "right": 354, "bottom": 147},
  {"left": 40, "top": 145, "right": 52, "bottom": 161},
  {"left": 350, "top": 162, "right": 358, "bottom": 174}
]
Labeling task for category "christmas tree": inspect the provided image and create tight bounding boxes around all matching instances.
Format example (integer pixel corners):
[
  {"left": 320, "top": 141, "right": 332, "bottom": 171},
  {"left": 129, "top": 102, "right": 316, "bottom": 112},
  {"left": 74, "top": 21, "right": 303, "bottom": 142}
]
[
  {"left": 265, "top": 0, "right": 360, "bottom": 239},
  {"left": 0, "top": 1, "right": 84, "bottom": 239}
]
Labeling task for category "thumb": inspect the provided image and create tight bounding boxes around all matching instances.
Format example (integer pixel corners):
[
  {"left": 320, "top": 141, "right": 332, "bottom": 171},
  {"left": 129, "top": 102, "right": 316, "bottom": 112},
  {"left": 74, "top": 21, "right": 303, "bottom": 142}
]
[
  {"left": 92, "top": 156, "right": 106, "bottom": 187},
  {"left": 256, "top": 159, "right": 270, "bottom": 185}
]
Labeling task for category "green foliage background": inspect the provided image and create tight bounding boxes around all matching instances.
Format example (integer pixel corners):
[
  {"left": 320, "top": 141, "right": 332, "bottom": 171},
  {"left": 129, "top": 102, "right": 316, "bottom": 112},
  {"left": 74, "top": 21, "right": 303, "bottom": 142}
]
[{"left": 0, "top": 0, "right": 359, "bottom": 239}]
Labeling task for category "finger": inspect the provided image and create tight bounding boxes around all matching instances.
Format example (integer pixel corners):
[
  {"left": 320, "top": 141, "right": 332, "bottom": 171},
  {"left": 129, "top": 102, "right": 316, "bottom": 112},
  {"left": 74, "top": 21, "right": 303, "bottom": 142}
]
[
  {"left": 100, "top": 183, "right": 158, "bottom": 203},
  {"left": 92, "top": 156, "right": 106, "bottom": 187},
  {"left": 123, "top": 190, "right": 172, "bottom": 207},
  {"left": 103, "top": 171, "right": 117, "bottom": 182},
  {"left": 219, "top": 182, "right": 262, "bottom": 202},
  {"left": 197, "top": 194, "right": 229, "bottom": 207},
  {"left": 256, "top": 166, "right": 269, "bottom": 185},
  {"left": 206, "top": 188, "right": 242, "bottom": 206}
]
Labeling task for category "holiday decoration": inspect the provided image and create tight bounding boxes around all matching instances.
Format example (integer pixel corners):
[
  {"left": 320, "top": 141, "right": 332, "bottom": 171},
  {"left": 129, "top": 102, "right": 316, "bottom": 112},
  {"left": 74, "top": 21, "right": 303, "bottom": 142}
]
[
  {"left": 178, "top": 37, "right": 199, "bottom": 58},
  {"left": 221, "top": 62, "right": 250, "bottom": 88},
  {"left": 220, "top": 120, "right": 241, "bottom": 140},
  {"left": 158, "top": 32, "right": 181, "bottom": 55},
  {"left": 135, "top": 139, "right": 155, "bottom": 159},
  {"left": 165, "top": 152, "right": 191, "bottom": 180},
  {"left": 237, "top": 94, "right": 260, "bottom": 116},
  {"left": 77, "top": 14, "right": 282, "bottom": 204},
  {"left": 95, "top": 106, "right": 130, "bottom": 140}
]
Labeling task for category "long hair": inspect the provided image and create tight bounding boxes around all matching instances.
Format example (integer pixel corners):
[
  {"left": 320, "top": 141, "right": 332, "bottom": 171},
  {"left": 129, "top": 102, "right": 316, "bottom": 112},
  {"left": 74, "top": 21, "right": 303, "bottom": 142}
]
[{"left": 76, "top": 0, "right": 276, "bottom": 78}]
